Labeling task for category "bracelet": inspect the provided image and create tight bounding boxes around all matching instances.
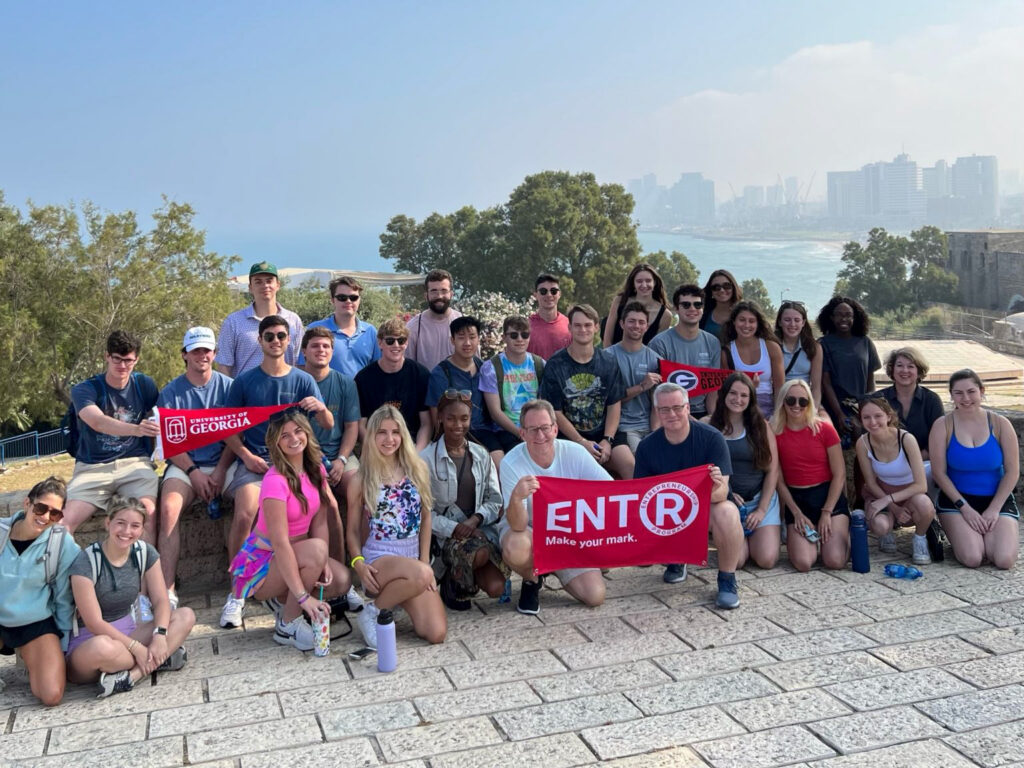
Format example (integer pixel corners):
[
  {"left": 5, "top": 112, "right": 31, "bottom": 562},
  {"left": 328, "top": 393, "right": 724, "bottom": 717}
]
[
  {"left": 337, "top": 455, "right": 348, "bottom": 465},
  {"left": 127, "top": 639, "right": 139, "bottom": 652},
  {"left": 889, "top": 493, "right": 895, "bottom": 504},
  {"left": 350, "top": 555, "right": 365, "bottom": 568},
  {"left": 296, "top": 591, "right": 310, "bottom": 605},
  {"left": 186, "top": 464, "right": 200, "bottom": 476},
  {"left": 821, "top": 508, "right": 833, "bottom": 515}
]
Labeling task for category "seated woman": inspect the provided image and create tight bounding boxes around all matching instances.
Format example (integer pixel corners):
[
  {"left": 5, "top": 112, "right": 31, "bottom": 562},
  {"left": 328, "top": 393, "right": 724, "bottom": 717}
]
[
  {"left": 347, "top": 405, "right": 446, "bottom": 648},
  {"left": 228, "top": 412, "right": 351, "bottom": 650},
  {"left": 856, "top": 397, "right": 935, "bottom": 564},
  {"left": 0, "top": 477, "right": 80, "bottom": 706},
  {"left": 601, "top": 262, "right": 673, "bottom": 348},
  {"left": 771, "top": 379, "right": 851, "bottom": 572},
  {"left": 929, "top": 369, "right": 1019, "bottom": 569},
  {"left": 68, "top": 496, "right": 196, "bottom": 698},
  {"left": 721, "top": 301, "right": 784, "bottom": 418},
  {"left": 422, "top": 392, "right": 508, "bottom": 610},
  {"left": 707, "top": 374, "right": 781, "bottom": 569}
]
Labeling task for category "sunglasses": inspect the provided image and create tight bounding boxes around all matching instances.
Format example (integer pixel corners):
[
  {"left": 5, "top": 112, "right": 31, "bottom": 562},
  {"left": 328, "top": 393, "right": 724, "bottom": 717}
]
[
  {"left": 333, "top": 293, "right": 360, "bottom": 302},
  {"left": 262, "top": 331, "right": 288, "bottom": 342},
  {"left": 677, "top": 300, "right": 703, "bottom": 309},
  {"left": 780, "top": 300, "right": 806, "bottom": 310},
  {"left": 443, "top": 388, "right": 472, "bottom": 402},
  {"left": 536, "top": 287, "right": 560, "bottom": 296},
  {"left": 710, "top": 283, "right": 733, "bottom": 292},
  {"left": 784, "top": 396, "right": 810, "bottom": 408},
  {"left": 382, "top": 336, "right": 408, "bottom": 346},
  {"left": 506, "top": 331, "right": 530, "bottom": 340},
  {"left": 32, "top": 501, "right": 64, "bottom": 520}
]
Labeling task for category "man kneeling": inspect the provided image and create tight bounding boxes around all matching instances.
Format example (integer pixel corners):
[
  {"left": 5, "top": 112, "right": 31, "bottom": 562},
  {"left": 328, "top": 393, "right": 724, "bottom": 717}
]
[{"left": 499, "top": 399, "right": 608, "bottom": 614}]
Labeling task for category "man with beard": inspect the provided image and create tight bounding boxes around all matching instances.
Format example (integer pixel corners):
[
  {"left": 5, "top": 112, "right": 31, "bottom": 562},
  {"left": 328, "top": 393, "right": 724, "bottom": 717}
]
[{"left": 405, "top": 269, "right": 462, "bottom": 371}]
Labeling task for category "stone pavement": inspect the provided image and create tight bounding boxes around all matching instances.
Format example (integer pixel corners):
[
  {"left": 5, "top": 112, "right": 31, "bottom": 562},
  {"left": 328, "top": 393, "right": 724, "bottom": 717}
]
[{"left": 3, "top": 528, "right": 1024, "bottom": 768}]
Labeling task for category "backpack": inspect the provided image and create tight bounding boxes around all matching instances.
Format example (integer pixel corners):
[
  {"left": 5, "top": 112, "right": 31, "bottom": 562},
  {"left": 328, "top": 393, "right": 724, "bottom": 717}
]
[
  {"left": 488, "top": 352, "right": 545, "bottom": 415},
  {"left": 0, "top": 518, "right": 68, "bottom": 585},
  {"left": 71, "top": 540, "right": 149, "bottom": 637},
  {"left": 61, "top": 373, "right": 158, "bottom": 458}
]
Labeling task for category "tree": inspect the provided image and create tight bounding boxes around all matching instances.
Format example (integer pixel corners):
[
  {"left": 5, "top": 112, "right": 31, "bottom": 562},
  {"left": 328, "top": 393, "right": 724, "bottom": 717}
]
[
  {"left": 643, "top": 250, "right": 699, "bottom": 296},
  {"left": 906, "top": 226, "right": 959, "bottom": 306},
  {"left": 740, "top": 278, "right": 776, "bottom": 319}
]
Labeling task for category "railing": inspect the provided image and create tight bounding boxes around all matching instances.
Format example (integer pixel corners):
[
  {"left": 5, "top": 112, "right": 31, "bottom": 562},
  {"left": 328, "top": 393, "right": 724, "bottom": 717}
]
[{"left": 0, "top": 428, "right": 67, "bottom": 467}]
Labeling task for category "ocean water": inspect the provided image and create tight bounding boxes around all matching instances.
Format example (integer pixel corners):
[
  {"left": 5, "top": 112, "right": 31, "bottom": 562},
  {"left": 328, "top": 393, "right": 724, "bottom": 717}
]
[{"left": 638, "top": 231, "right": 844, "bottom": 316}]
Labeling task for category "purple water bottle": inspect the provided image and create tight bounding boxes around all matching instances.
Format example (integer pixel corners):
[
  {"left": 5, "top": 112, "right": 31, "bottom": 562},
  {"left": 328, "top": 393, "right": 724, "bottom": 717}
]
[{"left": 376, "top": 609, "right": 397, "bottom": 673}]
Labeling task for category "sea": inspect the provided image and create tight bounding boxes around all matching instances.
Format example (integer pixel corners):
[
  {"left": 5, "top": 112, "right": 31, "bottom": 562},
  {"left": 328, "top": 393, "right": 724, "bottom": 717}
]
[{"left": 210, "top": 228, "right": 845, "bottom": 315}]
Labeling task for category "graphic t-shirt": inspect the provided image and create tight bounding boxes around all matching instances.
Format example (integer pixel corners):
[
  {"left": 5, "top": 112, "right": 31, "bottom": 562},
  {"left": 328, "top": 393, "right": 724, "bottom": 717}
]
[
  {"left": 71, "top": 374, "right": 159, "bottom": 464},
  {"left": 478, "top": 353, "right": 541, "bottom": 427},
  {"left": 539, "top": 348, "right": 625, "bottom": 440}
]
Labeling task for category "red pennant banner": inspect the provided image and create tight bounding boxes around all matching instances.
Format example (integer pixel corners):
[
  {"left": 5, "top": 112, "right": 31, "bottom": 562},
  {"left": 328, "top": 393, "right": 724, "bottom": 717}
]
[
  {"left": 658, "top": 360, "right": 737, "bottom": 398},
  {"left": 155, "top": 403, "right": 298, "bottom": 459},
  {"left": 531, "top": 466, "right": 712, "bottom": 574}
]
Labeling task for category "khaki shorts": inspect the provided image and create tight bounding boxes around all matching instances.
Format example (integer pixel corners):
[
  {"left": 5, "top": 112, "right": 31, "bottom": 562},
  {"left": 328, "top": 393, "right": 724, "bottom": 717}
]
[
  {"left": 163, "top": 461, "right": 237, "bottom": 491},
  {"left": 498, "top": 526, "right": 598, "bottom": 588},
  {"left": 67, "top": 457, "right": 159, "bottom": 510}
]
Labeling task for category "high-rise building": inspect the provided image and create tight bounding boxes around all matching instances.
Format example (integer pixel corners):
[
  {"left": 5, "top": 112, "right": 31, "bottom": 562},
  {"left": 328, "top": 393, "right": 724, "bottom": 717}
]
[
  {"left": 922, "top": 160, "right": 950, "bottom": 198},
  {"left": 668, "top": 172, "right": 715, "bottom": 225},
  {"left": 952, "top": 155, "right": 999, "bottom": 221}
]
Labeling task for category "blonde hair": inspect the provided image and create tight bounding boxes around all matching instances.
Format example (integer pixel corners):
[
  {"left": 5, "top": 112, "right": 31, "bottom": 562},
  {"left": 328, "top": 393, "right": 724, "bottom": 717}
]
[
  {"left": 359, "top": 405, "right": 432, "bottom": 517},
  {"left": 770, "top": 379, "right": 822, "bottom": 435},
  {"left": 266, "top": 412, "right": 331, "bottom": 518}
]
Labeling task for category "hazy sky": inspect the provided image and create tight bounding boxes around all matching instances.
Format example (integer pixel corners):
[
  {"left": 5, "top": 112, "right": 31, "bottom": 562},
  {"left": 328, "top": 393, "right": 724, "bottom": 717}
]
[{"left": 3, "top": 1, "right": 1022, "bottom": 250}]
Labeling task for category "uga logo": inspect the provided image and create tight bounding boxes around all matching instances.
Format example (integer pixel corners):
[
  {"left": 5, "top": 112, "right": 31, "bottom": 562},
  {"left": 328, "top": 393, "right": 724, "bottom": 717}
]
[
  {"left": 164, "top": 416, "right": 187, "bottom": 444},
  {"left": 667, "top": 369, "right": 699, "bottom": 391},
  {"left": 638, "top": 481, "right": 700, "bottom": 536}
]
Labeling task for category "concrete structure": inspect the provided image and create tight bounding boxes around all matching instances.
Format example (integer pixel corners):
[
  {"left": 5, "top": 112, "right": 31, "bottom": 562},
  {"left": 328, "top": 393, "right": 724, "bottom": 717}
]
[
  {"left": 947, "top": 231, "right": 1024, "bottom": 310},
  {"left": 953, "top": 155, "right": 1000, "bottom": 222}
]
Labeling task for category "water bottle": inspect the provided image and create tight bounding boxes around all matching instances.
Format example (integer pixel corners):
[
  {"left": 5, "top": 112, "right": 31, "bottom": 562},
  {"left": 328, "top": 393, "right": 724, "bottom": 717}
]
[
  {"left": 884, "top": 564, "right": 923, "bottom": 580},
  {"left": 312, "top": 586, "right": 330, "bottom": 657},
  {"left": 376, "top": 609, "right": 397, "bottom": 673},
  {"left": 207, "top": 496, "right": 222, "bottom": 520},
  {"left": 499, "top": 578, "right": 512, "bottom": 603},
  {"left": 738, "top": 502, "right": 756, "bottom": 538},
  {"left": 850, "top": 510, "right": 870, "bottom": 573}
]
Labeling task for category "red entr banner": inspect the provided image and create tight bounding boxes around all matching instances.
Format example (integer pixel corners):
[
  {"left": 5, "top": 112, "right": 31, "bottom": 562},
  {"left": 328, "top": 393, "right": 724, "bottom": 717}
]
[
  {"left": 532, "top": 466, "right": 712, "bottom": 574},
  {"left": 154, "top": 403, "right": 298, "bottom": 459}
]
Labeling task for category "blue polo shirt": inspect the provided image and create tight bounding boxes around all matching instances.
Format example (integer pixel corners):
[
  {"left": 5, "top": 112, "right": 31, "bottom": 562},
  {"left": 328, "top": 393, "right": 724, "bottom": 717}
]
[{"left": 299, "top": 316, "right": 381, "bottom": 377}]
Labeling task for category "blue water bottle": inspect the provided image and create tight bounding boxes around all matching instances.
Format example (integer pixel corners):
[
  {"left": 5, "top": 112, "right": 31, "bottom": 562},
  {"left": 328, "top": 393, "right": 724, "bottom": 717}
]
[
  {"left": 499, "top": 578, "right": 512, "bottom": 603},
  {"left": 376, "top": 609, "right": 397, "bottom": 673},
  {"left": 850, "top": 509, "right": 870, "bottom": 573},
  {"left": 207, "top": 496, "right": 222, "bottom": 520},
  {"left": 884, "top": 564, "right": 923, "bottom": 580}
]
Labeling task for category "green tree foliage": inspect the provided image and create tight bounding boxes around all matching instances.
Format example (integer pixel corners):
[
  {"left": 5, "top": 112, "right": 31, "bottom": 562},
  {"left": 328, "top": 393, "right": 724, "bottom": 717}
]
[
  {"left": 0, "top": 193, "right": 238, "bottom": 431},
  {"left": 642, "top": 250, "right": 699, "bottom": 296},
  {"left": 834, "top": 226, "right": 959, "bottom": 315},
  {"left": 740, "top": 278, "right": 776, "bottom": 319},
  {"left": 277, "top": 279, "right": 402, "bottom": 329}
]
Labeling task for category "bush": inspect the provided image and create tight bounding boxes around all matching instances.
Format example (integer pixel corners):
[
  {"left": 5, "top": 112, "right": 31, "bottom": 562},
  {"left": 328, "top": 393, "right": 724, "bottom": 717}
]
[{"left": 456, "top": 292, "right": 534, "bottom": 358}]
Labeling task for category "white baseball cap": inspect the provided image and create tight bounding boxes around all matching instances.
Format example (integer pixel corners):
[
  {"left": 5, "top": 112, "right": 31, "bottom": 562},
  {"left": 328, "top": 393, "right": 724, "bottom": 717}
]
[{"left": 183, "top": 326, "right": 217, "bottom": 352}]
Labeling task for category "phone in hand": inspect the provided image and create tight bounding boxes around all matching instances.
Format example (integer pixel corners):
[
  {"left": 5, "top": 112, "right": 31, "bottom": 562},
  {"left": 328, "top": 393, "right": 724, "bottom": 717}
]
[{"left": 803, "top": 523, "right": 820, "bottom": 543}]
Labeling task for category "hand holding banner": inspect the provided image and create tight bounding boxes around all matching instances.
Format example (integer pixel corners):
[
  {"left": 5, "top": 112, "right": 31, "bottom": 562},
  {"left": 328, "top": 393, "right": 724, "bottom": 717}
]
[
  {"left": 658, "top": 360, "right": 736, "bottom": 398},
  {"left": 155, "top": 403, "right": 298, "bottom": 459},
  {"left": 531, "top": 466, "right": 713, "bottom": 574}
]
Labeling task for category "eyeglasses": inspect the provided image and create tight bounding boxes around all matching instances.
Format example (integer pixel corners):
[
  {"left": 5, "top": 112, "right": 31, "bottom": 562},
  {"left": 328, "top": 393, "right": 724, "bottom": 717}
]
[
  {"left": 443, "top": 388, "right": 472, "bottom": 402},
  {"left": 427, "top": 289, "right": 452, "bottom": 297},
  {"left": 537, "top": 287, "right": 560, "bottom": 296},
  {"left": 262, "top": 331, "right": 288, "bottom": 342},
  {"left": 333, "top": 293, "right": 360, "bottom": 302},
  {"left": 32, "top": 501, "right": 64, "bottom": 520},
  {"left": 710, "top": 283, "right": 733, "bottom": 292},
  {"left": 382, "top": 336, "right": 407, "bottom": 346},
  {"left": 784, "top": 396, "right": 810, "bottom": 408},
  {"left": 677, "top": 300, "right": 703, "bottom": 309},
  {"left": 506, "top": 331, "right": 530, "bottom": 340},
  {"left": 523, "top": 423, "right": 555, "bottom": 437},
  {"left": 656, "top": 404, "right": 689, "bottom": 415},
  {"left": 110, "top": 354, "right": 138, "bottom": 367}
]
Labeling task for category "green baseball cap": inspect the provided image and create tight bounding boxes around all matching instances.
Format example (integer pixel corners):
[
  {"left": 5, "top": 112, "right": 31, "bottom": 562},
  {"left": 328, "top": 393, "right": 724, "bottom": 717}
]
[{"left": 248, "top": 261, "right": 279, "bottom": 278}]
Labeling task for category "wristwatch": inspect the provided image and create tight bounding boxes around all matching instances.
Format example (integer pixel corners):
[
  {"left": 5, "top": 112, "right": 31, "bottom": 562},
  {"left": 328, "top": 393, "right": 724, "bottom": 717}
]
[
  {"left": 153, "top": 626, "right": 168, "bottom": 636},
  {"left": 954, "top": 498, "right": 966, "bottom": 509},
  {"left": 602, "top": 435, "right": 615, "bottom": 444}
]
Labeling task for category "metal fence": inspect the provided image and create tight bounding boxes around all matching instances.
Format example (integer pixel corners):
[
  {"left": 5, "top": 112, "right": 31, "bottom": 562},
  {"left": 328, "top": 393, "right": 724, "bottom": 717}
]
[{"left": 0, "top": 428, "right": 67, "bottom": 467}]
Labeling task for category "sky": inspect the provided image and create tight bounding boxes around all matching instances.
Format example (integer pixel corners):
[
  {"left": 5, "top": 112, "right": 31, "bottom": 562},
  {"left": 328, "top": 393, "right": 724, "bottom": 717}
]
[{"left": 2, "top": 1, "right": 1023, "bottom": 266}]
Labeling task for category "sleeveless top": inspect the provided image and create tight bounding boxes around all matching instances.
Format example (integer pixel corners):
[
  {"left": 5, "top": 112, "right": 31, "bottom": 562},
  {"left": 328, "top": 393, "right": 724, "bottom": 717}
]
[
  {"left": 947, "top": 414, "right": 1004, "bottom": 496},
  {"left": 369, "top": 477, "right": 422, "bottom": 541},
  {"left": 725, "top": 429, "right": 764, "bottom": 499},
  {"left": 729, "top": 339, "right": 772, "bottom": 396},
  {"left": 782, "top": 341, "right": 812, "bottom": 385},
  {"left": 611, "top": 301, "right": 667, "bottom": 345},
  {"left": 866, "top": 429, "right": 915, "bottom": 486}
]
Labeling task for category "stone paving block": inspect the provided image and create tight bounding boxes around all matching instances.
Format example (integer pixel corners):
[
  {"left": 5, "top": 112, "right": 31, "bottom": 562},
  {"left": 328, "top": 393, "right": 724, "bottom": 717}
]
[
  {"left": 415, "top": 680, "right": 542, "bottom": 721},
  {"left": 150, "top": 692, "right": 282, "bottom": 737},
  {"left": 530, "top": 659, "right": 673, "bottom": 702},
  {"left": 319, "top": 700, "right": 421, "bottom": 740},
  {"left": 856, "top": 609, "right": 992, "bottom": 645},
  {"left": 655, "top": 642, "right": 777, "bottom": 680},
  {"left": 206, "top": 657, "right": 352, "bottom": 700},
  {"left": 825, "top": 667, "right": 975, "bottom": 711},
  {"left": 722, "top": 688, "right": 853, "bottom": 731},
  {"left": 595, "top": 746, "right": 709, "bottom": 767},
  {"left": 693, "top": 724, "right": 836, "bottom": 768},
  {"left": 626, "top": 669, "right": 780, "bottom": 715},
  {"left": 805, "top": 738, "right": 978, "bottom": 767},
  {"left": 47, "top": 712, "right": 148, "bottom": 754},
  {"left": 759, "top": 651, "right": 896, "bottom": 691},
  {"left": 347, "top": 639, "right": 470, "bottom": 679},
  {"left": 945, "top": 720, "right": 1024, "bottom": 767},
  {"left": 377, "top": 715, "right": 502, "bottom": 761},
  {"left": 962, "top": 626, "right": 1024, "bottom": 654},
  {"left": 239, "top": 737, "right": 379, "bottom": 768},
  {"left": 554, "top": 631, "right": 690, "bottom": 670},
  {"left": 445, "top": 649, "right": 567, "bottom": 689},
  {"left": 278, "top": 667, "right": 451, "bottom": 715},
  {"left": 851, "top": 590, "right": 969, "bottom": 621},
  {"left": 707, "top": 593, "right": 806, "bottom": 620},
  {"left": 538, "top": 594, "right": 668, "bottom": 625},
  {"left": 574, "top": 616, "right": 642, "bottom": 643},
  {"left": 764, "top": 605, "right": 874, "bottom": 634},
  {"left": 674, "top": 616, "right": 790, "bottom": 649},
  {"left": 0, "top": 728, "right": 47, "bottom": 760},
  {"left": 861, "top": 565, "right": 1001, "bottom": 594},
  {"left": 808, "top": 705, "right": 948, "bottom": 753},
  {"left": 946, "top": 649, "right": 1024, "bottom": 687},
  {"left": 755, "top": 627, "right": 875, "bottom": 661},
  {"left": 582, "top": 705, "right": 744, "bottom": 760},
  {"left": 495, "top": 691, "right": 642, "bottom": 741},
  {"left": 916, "top": 684, "right": 1024, "bottom": 731},
  {"left": 459, "top": 622, "right": 588, "bottom": 658},
  {"left": 944, "top": 578, "right": 1024, "bottom": 606},
  {"left": 789, "top": 581, "right": 899, "bottom": 608},
  {"left": 187, "top": 714, "right": 322, "bottom": 762},
  {"left": 441, "top": 610, "right": 543, "bottom": 641},
  {"left": 967, "top": 598, "right": 1024, "bottom": 627},
  {"left": 868, "top": 634, "right": 991, "bottom": 671},
  {"left": 429, "top": 732, "right": 594, "bottom": 768},
  {"left": 6, "top": 735, "right": 185, "bottom": 768},
  {"left": 621, "top": 606, "right": 725, "bottom": 635},
  {"left": 742, "top": 570, "right": 846, "bottom": 596}
]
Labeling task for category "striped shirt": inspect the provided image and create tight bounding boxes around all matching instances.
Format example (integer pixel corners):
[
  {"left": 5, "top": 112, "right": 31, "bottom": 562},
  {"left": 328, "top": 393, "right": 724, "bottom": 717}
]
[{"left": 215, "top": 303, "right": 304, "bottom": 375}]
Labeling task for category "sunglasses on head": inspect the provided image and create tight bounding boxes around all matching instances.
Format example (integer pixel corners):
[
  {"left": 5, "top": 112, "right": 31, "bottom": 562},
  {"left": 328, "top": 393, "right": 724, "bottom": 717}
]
[
  {"left": 710, "top": 282, "right": 733, "bottom": 292},
  {"left": 784, "top": 396, "right": 810, "bottom": 408},
  {"left": 537, "top": 287, "right": 560, "bottom": 296},
  {"left": 262, "top": 331, "right": 288, "bottom": 342},
  {"left": 780, "top": 300, "right": 806, "bottom": 310},
  {"left": 506, "top": 331, "right": 530, "bottom": 340},
  {"left": 382, "top": 336, "right": 407, "bottom": 346},
  {"left": 334, "top": 293, "right": 360, "bottom": 302},
  {"left": 442, "top": 388, "right": 472, "bottom": 402},
  {"left": 32, "top": 501, "right": 63, "bottom": 520},
  {"left": 677, "top": 300, "right": 703, "bottom": 309}
]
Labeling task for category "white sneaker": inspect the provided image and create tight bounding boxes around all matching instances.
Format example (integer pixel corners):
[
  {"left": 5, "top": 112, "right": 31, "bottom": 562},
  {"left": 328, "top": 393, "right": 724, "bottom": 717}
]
[
  {"left": 355, "top": 600, "right": 380, "bottom": 649},
  {"left": 167, "top": 589, "right": 179, "bottom": 612},
  {"left": 912, "top": 534, "right": 931, "bottom": 565},
  {"left": 274, "top": 615, "right": 315, "bottom": 651},
  {"left": 879, "top": 532, "right": 897, "bottom": 553},
  {"left": 346, "top": 586, "right": 365, "bottom": 613},
  {"left": 219, "top": 595, "right": 245, "bottom": 628}
]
